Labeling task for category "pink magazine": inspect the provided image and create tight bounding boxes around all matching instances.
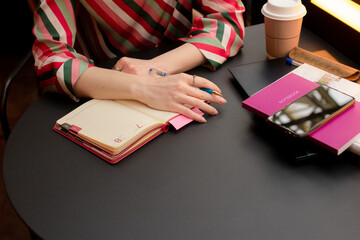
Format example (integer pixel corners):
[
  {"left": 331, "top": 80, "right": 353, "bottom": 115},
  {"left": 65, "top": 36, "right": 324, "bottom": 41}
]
[{"left": 242, "top": 73, "right": 360, "bottom": 155}]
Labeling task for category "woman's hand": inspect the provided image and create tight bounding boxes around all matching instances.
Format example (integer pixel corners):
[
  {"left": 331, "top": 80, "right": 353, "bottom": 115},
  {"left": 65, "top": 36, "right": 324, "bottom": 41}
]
[
  {"left": 75, "top": 67, "right": 226, "bottom": 123},
  {"left": 134, "top": 73, "right": 227, "bottom": 122},
  {"left": 114, "top": 57, "right": 160, "bottom": 76},
  {"left": 111, "top": 59, "right": 226, "bottom": 122}
]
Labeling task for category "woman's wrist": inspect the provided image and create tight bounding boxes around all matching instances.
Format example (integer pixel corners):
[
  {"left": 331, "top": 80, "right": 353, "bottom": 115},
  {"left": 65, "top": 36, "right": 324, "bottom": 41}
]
[
  {"left": 151, "top": 43, "right": 207, "bottom": 74},
  {"left": 74, "top": 67, "right": 146, "bottom": 100}
]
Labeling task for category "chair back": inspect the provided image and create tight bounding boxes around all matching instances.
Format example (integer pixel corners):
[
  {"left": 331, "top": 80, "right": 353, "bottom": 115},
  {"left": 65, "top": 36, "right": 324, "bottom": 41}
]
[{"left": 27, "top": 0, "right": 38, "bottom": 13}]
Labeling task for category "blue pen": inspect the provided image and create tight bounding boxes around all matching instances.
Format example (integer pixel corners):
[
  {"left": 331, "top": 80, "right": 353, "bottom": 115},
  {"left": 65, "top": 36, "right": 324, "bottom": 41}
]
[
  {"left": 149, "top": 69, "right": 222, "bottom": 96},
  {"left": 199, "top": 87, "right": 222, "bottom": 96},
  {"left": 149, "top": 68, "right": 167, "bottom": 76},
  {"left": 286, "top": 58, "right": 303, "bottom": 67}
]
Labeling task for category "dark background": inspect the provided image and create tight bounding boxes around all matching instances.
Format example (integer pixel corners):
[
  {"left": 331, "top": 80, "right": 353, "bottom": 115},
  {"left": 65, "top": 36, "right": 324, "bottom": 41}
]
[
  {"left": 0, "top": 1, "right": 37, "bottom": 239},
  {"left": 2, "top": 1, "right": 34, "bottom": 55}
]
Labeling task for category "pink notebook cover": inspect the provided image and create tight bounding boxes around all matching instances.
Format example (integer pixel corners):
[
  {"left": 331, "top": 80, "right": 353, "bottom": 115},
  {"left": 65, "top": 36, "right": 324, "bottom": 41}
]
[{"left": 242, "top": 73, "right": 360, "bottom": 155}]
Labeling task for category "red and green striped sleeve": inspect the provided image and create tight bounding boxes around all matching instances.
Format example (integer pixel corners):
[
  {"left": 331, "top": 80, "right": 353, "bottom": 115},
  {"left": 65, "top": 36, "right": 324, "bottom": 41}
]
[
  {"left": 33, "top": 0, "right": 95, "bottom": 101},
  {"left": 179, "top": 0, "right": 245, "bottom": 70},
  {"left": 32, "top": 0, "right": 245, "bottom": 100}
]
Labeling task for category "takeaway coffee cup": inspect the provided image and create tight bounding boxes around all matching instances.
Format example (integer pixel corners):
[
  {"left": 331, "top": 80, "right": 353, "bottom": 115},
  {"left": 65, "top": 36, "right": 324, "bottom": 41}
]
[{"left": 262, "top": 0, "right": 307, "bottom": 59}]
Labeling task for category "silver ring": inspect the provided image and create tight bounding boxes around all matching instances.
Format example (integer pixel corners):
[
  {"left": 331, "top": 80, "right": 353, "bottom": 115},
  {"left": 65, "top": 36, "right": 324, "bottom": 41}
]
[
  {"left": 112, "top": 66, "right": 122, "bottom": 71},
  {"left": 192, "top": 75, "right": 196, "bottom": 86}
]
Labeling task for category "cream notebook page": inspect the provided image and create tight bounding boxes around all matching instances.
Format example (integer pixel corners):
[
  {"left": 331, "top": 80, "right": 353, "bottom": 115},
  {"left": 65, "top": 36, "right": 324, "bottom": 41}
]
[{"left": 56, "top": 99, "right": 178, "bottom": 151}]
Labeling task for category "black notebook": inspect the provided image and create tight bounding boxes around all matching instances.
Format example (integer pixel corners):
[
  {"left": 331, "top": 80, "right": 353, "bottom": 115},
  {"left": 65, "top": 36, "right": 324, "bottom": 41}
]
[{"left": 229, "top": 58, "right": 297, "bottom": 98}]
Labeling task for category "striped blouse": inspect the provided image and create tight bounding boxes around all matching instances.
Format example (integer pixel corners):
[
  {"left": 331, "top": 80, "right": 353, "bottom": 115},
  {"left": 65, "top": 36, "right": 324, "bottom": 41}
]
[{"left": 33, "top": 0, "right": 245, "bottom": 100}]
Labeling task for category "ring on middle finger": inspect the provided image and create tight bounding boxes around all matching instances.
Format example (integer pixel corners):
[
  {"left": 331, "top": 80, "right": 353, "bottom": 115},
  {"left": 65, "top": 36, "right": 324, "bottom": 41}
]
[{"left": 192, "top": 75, "right": 196, "bottom": 86}]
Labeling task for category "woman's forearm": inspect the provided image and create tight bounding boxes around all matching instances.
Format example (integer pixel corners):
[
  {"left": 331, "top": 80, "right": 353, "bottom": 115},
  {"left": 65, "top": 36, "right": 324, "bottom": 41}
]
[
  {"left": 152, "top": 43, "right": 207, "bottom": 74},
  {"left": 114, "top": 43, "right": 207, "bottom": 76},
  {"left": 74, "top": 67, "right": 141, "bottom": 100},
  {"left": 74, "top": 42, "right": 208, "bottom": 100}
]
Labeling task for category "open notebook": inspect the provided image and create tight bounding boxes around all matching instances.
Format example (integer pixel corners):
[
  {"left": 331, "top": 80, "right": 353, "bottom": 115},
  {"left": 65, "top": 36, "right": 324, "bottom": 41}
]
[{"left": 54, "top": 99, "right": 202, "bottom": 164}]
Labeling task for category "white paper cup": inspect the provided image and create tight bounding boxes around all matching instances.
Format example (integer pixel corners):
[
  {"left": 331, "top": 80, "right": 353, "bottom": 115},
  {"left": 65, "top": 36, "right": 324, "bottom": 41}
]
[{"left": 262, "top": 0, "right": 306, "bottom": 59}]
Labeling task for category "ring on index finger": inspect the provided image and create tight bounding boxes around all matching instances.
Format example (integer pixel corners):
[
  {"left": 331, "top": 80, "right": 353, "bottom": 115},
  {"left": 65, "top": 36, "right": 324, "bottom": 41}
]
[{"left": 112, "top": 66, "right": 122, "bottom": 71}]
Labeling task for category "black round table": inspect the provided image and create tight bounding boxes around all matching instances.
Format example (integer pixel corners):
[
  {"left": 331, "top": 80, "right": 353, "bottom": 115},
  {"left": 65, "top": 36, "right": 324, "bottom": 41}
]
[{"left": 4, "top": 24, "right": 360, "bottom": 240}]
